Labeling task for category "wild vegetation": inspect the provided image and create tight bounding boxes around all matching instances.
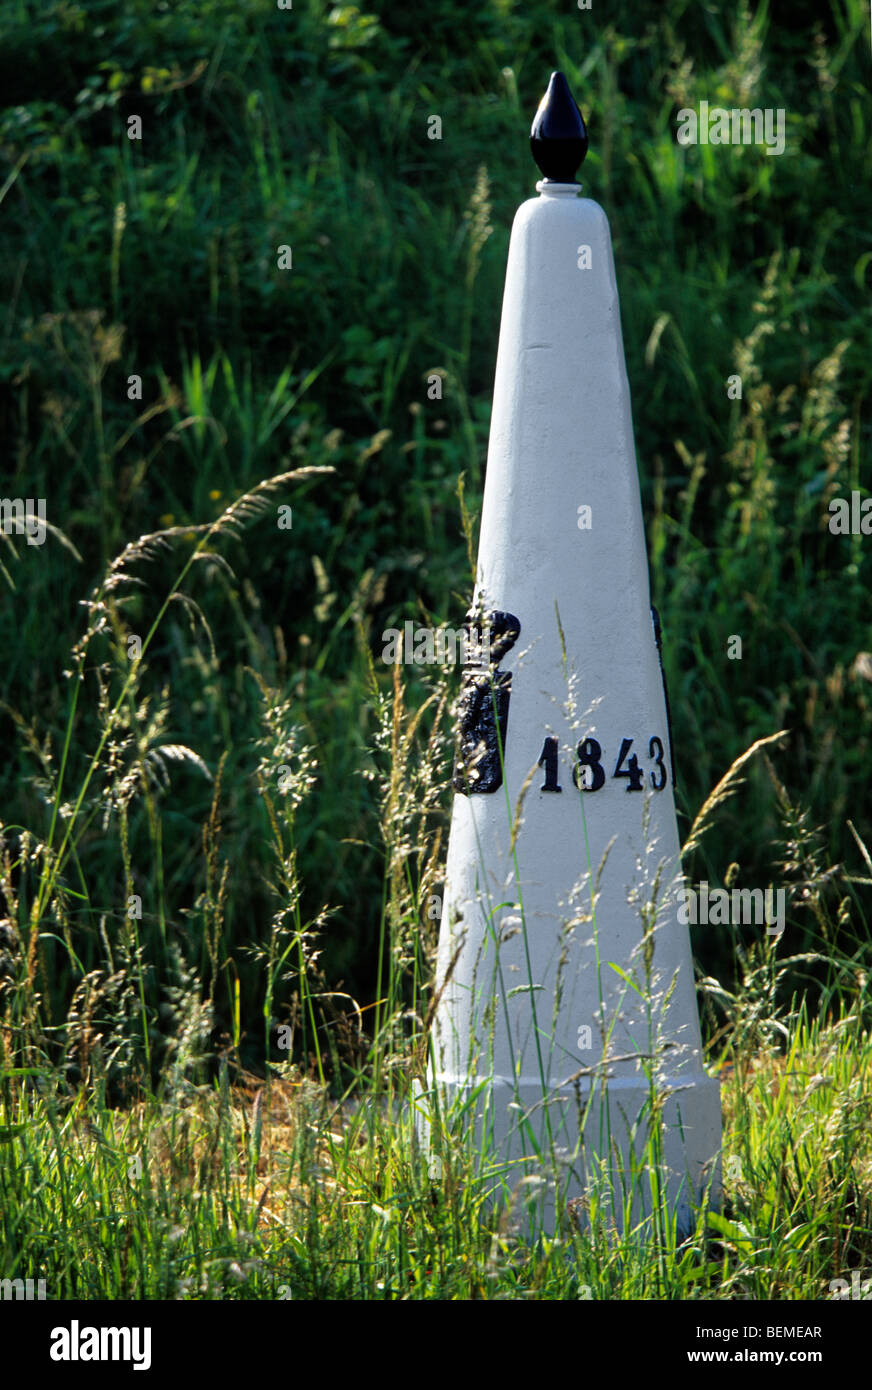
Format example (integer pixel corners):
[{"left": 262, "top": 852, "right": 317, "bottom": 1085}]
[{"left": 0, "top": 0, "right": 870, "bottom": 1297}]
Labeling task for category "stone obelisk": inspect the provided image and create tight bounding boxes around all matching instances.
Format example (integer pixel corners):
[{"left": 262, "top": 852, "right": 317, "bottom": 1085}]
[{"left": 426, "top": 72, "right": 721, "bottom": 1230}]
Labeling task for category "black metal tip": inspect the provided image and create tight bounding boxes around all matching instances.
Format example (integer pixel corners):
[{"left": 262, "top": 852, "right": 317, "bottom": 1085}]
[{"left": 530, "top": 71, "right": 588, "bottom": 183}]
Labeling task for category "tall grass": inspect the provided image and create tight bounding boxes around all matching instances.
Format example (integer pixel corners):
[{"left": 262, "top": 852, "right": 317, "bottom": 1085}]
[
  {"left": 1, "top": 0, "right": 871, "bottom": 1012},
  {"left": 2, "top": 553, "right": 871, "bottom": 1293},
  {"left": 1, "top": 0, "right": 871, "bottom": 1298}
]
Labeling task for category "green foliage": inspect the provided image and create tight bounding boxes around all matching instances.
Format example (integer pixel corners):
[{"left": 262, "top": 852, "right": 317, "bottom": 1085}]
[
  {"left": 0, "top": 0, "right": 870, "bottom": 1154},
  {"left": 1, "top": 959, "right": 870, "bottom": 1298}
]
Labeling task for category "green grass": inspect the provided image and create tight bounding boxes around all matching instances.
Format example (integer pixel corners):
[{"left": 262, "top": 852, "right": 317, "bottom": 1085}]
[
  {"left": 1, "top": 0, "right": 871, "bottom": 1297},
  {"left": 2, "top": 991, "right": 870, "bottom": 1298}
]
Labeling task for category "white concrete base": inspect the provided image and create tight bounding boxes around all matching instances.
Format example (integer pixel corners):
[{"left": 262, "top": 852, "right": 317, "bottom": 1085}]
[{"left": 418, "top": 1069, "right": 722, "bottom": 1235}]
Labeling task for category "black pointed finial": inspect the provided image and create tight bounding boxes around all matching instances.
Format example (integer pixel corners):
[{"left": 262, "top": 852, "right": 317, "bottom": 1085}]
[{"left": 530, "top": 71, "right": 589, "bottom": 183}]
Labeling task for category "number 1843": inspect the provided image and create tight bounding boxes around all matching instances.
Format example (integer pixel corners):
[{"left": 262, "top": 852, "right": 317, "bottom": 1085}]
[{"left": 537, "top": 735, "right": 668, "bottom": 793}]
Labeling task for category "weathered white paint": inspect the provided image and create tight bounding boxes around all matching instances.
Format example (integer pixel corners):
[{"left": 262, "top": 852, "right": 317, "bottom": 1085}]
[{"left": 424, "top": 181, "right": 721, "bottom": 1230}]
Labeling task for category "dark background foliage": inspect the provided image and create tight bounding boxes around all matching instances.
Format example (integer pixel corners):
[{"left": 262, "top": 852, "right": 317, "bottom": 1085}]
[{"left": 1, "top": 0, "right": 870, "bottom": 1079}]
